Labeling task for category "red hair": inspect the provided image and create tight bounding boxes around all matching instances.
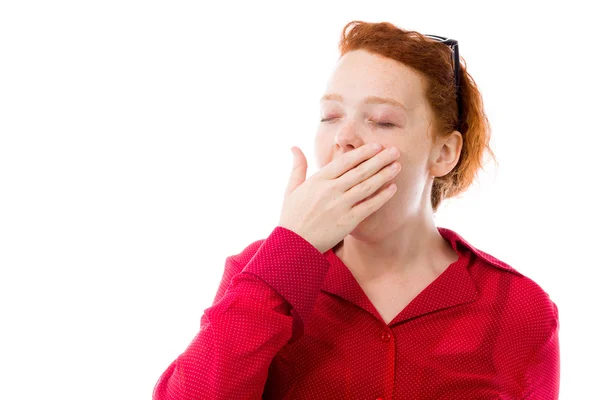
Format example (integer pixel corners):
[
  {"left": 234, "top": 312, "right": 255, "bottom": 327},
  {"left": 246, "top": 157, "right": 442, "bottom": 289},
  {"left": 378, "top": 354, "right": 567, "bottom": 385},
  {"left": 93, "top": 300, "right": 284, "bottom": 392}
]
[{"left": 338, "top": 21, "right": 497, "bottom": 212}]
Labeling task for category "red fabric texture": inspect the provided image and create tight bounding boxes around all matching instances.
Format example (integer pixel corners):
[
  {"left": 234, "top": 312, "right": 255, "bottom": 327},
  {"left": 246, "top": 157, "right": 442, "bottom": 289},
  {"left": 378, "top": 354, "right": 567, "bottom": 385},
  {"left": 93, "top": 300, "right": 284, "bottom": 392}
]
[{"left": 153, "top": 226, "right": 560, "bottom": 399}]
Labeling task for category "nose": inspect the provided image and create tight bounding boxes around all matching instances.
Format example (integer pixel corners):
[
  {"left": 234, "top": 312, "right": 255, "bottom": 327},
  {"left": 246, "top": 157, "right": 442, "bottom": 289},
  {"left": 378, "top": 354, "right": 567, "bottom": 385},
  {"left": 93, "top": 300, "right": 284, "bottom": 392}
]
[{"left": 334, "top": 119, "right": 366, "bottom": 153}]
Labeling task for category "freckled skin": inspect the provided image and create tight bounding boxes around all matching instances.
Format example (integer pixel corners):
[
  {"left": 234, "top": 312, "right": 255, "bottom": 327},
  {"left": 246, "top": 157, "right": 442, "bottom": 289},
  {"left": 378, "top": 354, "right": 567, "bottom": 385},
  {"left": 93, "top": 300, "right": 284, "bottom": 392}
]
[{"left": 314, "top": 49, "right": 463, "bottom": 277}]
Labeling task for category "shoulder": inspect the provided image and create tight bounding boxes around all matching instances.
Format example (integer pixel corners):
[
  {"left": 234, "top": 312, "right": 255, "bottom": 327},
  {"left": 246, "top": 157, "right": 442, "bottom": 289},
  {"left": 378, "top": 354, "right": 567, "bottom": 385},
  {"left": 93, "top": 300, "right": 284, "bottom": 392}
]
[
  {"left": 439, "top": 226, "right": 559, "bottom": 328},
  {"left": 209, "top": 238, "right": 268, "bottom": 305},
  {"left": 224, "top": 225, "right": 316, "bottom": 274},
  {"left": 438, "top": 226, "right": 523, "bottom": 276},
  {"left": 225, "top": 238, "right": 267, "bottom": 274}
]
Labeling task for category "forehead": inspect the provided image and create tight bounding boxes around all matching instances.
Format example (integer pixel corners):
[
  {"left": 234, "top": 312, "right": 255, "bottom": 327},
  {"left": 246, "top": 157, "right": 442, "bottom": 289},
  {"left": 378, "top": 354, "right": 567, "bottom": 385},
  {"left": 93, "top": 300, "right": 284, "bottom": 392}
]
[{"left": 325, "top": 49, "right": 426, "bottom": 110}]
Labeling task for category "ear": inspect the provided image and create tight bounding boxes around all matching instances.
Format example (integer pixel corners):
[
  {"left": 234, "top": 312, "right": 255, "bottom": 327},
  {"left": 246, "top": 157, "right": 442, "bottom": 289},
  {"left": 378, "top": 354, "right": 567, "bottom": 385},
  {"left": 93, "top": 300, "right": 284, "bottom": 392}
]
[{"left": 429, "top": 130, "right": 463, "bottom": 178}]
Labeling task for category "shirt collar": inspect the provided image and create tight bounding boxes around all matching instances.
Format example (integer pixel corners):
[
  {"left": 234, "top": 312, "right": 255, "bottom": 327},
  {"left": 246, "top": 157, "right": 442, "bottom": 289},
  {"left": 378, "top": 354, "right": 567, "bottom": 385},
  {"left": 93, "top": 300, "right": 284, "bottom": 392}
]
[
  {"left": 437, "top": 227, "right": 522, "bottom": 276},
  {"left": 322, "top": 226, "right": 520, "bottom": 325}
]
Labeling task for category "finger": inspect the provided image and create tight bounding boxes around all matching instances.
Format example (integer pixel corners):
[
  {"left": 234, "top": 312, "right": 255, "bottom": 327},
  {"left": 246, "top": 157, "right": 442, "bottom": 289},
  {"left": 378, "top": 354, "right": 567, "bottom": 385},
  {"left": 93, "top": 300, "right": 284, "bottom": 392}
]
[
  {"left": 345, "top": 161, "right": 401, "bottom": 207},
  {"left": 337, "top": 145, "right": 400, "bottom": 193},
  {"left": 316, "top": 143, "right": 383, "bottom": 181},
  {"left": 350, "top": 179, "right": 397, "bottom": 219},
  {"left": 285, "top": 146, "right": 307, "bottom": 195}
]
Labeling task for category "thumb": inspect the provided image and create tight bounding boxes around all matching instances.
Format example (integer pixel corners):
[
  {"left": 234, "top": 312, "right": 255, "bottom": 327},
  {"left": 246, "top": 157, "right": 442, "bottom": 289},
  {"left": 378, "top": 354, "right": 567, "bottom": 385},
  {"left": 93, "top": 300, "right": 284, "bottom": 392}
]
[{"left": 285, "top": 146, "right": 307, "bottom": 195}]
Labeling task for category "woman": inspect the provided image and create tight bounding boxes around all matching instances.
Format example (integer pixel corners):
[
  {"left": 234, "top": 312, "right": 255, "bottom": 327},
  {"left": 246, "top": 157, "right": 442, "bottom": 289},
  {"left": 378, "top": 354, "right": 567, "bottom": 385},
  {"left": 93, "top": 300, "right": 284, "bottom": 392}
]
[{"left": 153, "top": 21, "right": 560, "bottom": 399}]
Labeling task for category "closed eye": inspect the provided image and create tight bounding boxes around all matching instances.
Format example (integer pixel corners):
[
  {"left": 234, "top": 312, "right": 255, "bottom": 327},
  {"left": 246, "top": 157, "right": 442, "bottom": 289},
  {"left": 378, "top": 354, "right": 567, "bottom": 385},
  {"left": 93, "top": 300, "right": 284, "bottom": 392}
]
[
  {"left": 320, "top": 118, "right": 395, "bottom": 129},
  {"left": 320, "top": 117, "right": 337, "bottom": 123}
]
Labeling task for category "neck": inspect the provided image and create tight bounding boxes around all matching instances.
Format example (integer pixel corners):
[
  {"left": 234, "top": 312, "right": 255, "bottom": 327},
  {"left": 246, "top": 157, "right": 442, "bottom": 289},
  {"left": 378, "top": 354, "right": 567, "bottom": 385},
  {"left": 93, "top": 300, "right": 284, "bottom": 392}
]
[{"left": 334, "top": 213, "right": 457, "bottom": 280}]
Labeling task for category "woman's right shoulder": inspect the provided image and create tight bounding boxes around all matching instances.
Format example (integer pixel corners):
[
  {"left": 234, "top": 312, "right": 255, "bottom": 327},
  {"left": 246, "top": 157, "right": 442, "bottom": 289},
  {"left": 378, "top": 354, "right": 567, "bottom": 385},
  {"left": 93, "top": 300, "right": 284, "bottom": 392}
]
[
  {"left": 226, "top": 238, "right": 267, "bottom": 272},
  {"left": 225, "top": 226, "right": 308, "bottom": 272},
  {"left": 210, "top": 238, "right": 267, "bottom": 306}
]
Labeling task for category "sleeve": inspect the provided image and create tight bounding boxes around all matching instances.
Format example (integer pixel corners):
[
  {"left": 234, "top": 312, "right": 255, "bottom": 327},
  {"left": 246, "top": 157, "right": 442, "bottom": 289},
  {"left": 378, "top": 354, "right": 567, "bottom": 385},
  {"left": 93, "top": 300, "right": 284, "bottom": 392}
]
[
  {"left": 152, "top": 226, "right": 331, "bottom": 400},
  {"left": 522, "top": 302, "right": 560, "bottom": 399}
]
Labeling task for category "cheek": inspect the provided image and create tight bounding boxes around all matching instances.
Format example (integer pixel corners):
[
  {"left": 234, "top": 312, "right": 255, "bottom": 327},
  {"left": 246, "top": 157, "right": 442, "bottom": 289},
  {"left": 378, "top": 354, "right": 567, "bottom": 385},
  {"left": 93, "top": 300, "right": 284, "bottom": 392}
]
[
  {"left": 397, "top": 134, "right": 430, "bottom": 165},
  {"left": 394, "top": 148, "right": 431, "bottom": 188}
]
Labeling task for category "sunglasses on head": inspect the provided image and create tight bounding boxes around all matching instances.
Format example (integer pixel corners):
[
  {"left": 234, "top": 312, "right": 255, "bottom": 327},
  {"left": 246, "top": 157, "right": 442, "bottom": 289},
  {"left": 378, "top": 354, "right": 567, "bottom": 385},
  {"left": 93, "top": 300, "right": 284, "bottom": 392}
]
[{"left": 424, "top": 34, "right": 462, "bottom": 129}]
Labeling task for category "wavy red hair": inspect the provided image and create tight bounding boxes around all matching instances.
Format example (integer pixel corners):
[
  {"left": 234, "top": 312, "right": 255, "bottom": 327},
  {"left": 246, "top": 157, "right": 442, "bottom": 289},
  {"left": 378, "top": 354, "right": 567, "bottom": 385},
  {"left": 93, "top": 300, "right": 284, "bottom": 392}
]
[{"left": 338, "top": 21, "right": 497, "bottom": 212}]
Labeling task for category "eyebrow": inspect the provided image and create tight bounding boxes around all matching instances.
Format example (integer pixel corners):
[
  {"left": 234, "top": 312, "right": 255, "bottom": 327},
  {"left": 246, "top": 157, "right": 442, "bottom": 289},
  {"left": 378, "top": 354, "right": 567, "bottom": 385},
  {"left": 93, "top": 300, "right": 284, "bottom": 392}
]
[{"left": 320, "top": 93, "right": 407, "bottom": 111}]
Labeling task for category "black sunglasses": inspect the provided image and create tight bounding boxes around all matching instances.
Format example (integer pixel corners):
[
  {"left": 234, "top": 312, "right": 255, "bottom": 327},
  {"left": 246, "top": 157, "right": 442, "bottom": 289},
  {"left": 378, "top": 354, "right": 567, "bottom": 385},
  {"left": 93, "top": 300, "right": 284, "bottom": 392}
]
[{"left": 424, "top": 34, "right": 462, "bottom": 129}]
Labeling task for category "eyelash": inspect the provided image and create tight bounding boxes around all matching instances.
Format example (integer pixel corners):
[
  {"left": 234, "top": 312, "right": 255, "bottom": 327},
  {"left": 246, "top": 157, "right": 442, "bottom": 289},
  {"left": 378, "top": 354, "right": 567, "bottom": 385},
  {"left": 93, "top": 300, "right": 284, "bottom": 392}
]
[{"left": 320, "top": 118, "right": 396, "bottom": 128}]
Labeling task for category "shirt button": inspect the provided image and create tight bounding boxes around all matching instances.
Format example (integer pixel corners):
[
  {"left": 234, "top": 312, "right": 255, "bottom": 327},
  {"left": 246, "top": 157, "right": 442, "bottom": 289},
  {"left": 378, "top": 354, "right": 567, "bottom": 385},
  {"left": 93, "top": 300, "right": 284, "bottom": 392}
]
[
  {"left": 375, "top": 397, "right": 383, "bottom": 400},
  {"left": 380, "top": 330, "right": 391, "bottom": 342}
]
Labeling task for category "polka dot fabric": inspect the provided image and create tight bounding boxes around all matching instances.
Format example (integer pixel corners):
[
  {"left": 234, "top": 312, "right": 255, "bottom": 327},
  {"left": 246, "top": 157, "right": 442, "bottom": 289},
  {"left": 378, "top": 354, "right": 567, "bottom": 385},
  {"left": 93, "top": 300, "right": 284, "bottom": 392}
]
[{"left": 153, "top": 226, "right": 560, "bottom": 399}]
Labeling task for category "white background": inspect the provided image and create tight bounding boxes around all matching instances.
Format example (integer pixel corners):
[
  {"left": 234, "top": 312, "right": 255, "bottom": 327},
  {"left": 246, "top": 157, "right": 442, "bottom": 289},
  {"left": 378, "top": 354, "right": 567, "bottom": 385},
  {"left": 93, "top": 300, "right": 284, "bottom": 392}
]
[{"left": 1, "top": 1, "right": 597, "bottom": 398}]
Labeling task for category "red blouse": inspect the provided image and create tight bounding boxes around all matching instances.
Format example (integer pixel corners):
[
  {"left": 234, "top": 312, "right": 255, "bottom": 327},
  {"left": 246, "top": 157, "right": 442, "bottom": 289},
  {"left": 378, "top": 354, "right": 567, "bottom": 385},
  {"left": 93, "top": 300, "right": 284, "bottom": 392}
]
[{"left": 153, "top": 226, "right": 560, "bottom": 399}]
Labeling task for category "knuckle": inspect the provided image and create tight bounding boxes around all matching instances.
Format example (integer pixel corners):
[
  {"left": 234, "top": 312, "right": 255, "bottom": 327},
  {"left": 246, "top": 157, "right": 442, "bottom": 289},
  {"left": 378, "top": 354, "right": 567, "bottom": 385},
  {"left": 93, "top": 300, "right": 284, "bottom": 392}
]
[
  {"left": 322, "top": 182, "right": 337, "bottom": 196},
  {"left": 354, "top": 164, "right": 370, "bottom": 180},
  {"left": 359, "top": 181, "right": 373, "bottom": 194}
]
